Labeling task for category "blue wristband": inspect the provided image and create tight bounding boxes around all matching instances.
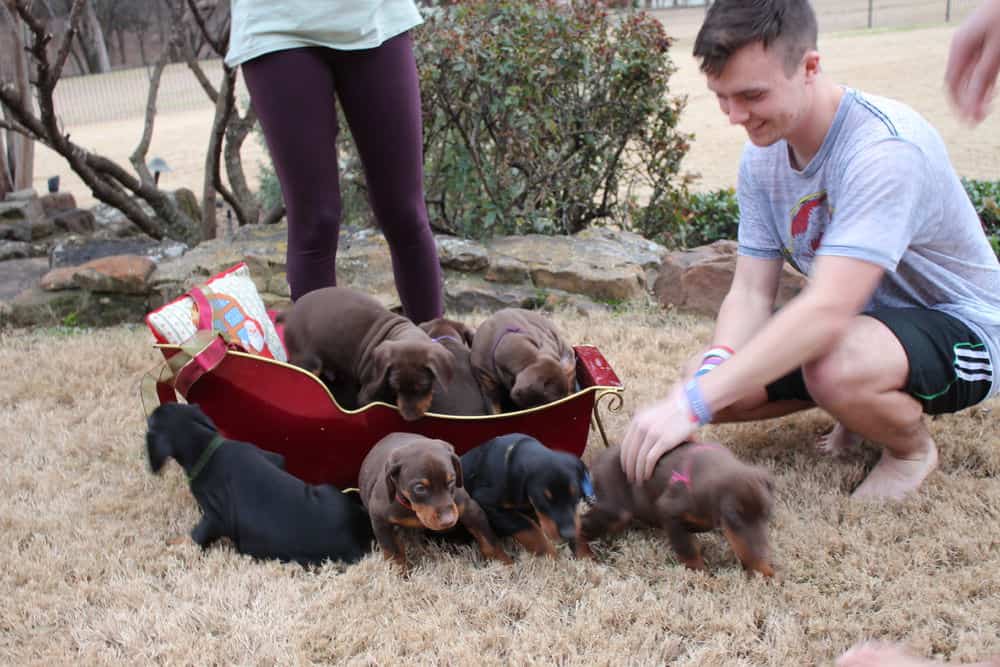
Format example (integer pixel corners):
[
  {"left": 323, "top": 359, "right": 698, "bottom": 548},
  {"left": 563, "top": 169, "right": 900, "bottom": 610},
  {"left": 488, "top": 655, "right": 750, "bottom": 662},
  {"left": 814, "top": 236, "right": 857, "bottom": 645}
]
[{"left": 684, "top": 378, "right": 713, "bottom": 426}]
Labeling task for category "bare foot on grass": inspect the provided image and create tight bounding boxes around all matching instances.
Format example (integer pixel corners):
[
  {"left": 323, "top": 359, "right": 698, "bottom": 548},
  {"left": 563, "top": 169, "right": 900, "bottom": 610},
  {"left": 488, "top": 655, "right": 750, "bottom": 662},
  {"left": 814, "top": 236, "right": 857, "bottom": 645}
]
[
  {"left": 816, "top": 422, "right": 864, "bottom": 458},
  {"left": 851, "top": 439, "right": 939, "bottom": 501}
]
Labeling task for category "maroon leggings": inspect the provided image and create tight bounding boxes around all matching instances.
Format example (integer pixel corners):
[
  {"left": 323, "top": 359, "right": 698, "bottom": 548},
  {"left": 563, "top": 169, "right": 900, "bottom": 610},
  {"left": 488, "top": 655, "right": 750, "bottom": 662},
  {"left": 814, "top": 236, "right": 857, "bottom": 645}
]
[{"left": 242, "top": 32, "right": 443, "bottom": 323}]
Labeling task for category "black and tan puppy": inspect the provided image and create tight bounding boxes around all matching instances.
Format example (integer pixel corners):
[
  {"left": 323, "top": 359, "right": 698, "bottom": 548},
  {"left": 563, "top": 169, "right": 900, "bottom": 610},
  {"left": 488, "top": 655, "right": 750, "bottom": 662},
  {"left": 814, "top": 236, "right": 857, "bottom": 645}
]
[
  {"left": 580, "top": 442, "right": 775, "bottom": 577},
  {"left": 418, "top": 317, "right": 490, "bottom": 416},
  {"left": 280, "top": 287, "right": 454, "bottom": 421},
  {"left": 469, "top": 308, "right": 576, "bottom": 413},
  {"left": 145, "top": 403, "right": 373, "bottom": 566},
  {"left": 358, "top": 432, "right": 512, "bottom": 571},
  {"left": 460, "top": 433, "right": 593, "bottom": 558}
]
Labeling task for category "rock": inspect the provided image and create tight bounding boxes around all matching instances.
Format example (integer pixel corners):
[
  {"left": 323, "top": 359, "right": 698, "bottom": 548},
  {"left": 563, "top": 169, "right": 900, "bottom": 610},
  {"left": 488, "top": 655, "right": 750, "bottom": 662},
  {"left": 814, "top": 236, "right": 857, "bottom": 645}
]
[
  {"left": 0, "top": 257, "right": 49, "bottom": 302},
  {"left": 0, "top": 196, "right": 45, "bottom": 227},
  {"left": 0, "top": 221, "right": 30, "bottom": 242},
  {"left": 1, "top": 286, "right": 149, "bottom": 328},
  {"left": 4, "top": 188, "right": 37, "bottom": 201},
  {"left": 39, "top": 192, "right": 77, "bottom": 217},
  {"left": 40, "top": 255, "right": 156, "bottom": 294},
  {"left": 51, "top": 209, "right": 96, "bottom": 235},
  {"left": 148, "top": 222, "right": 290, "bottom": 307},
  {"left": 654, "top": 241, "right": 736, "bottom": 312},
  {"left": 443, "top": 272, "right": 607, "bottom": 316},
  {"left": 436, "top": 236, "right": 489, "bottom": 272},
  {"left": 0, "top": 240, "right": 30, "bottom": 261},
  {"left": 40, "top": 266, "right": 78, "bottom": 291},
  {"left": 487, "top": 229, "right": 664, "bottom": 302},
  {"left": 72, "top": 255, "right": 156, "bottom": 294},
  {"left": 485, "top": 255, "right": 531, "bottom": 284},
  {"left": 49, "top": 235, "right": 188, "bottom": 269},
  {"left": 27, "top": 218, "right": 56, "bottom": 240},
  {"left": 653, "top": 240, "right": 808, "bottom": 316},
  {"left": 443, "top": 273, "right": 547, "bottom": 313}
]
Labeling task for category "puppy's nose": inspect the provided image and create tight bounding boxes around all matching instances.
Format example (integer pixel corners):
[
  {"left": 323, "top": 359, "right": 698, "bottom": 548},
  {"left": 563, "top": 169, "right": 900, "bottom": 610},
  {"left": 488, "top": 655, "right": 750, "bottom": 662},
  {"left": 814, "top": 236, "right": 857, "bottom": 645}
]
[{"left": 436, "top": 507, "right": 458, "bottom": 528}]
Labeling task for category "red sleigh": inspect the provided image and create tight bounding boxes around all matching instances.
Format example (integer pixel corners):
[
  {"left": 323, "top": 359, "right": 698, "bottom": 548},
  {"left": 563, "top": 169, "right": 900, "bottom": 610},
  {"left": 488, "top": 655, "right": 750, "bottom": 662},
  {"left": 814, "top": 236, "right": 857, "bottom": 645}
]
[{"left": 141, "top": 314, "right": 625, "bottom": 489}]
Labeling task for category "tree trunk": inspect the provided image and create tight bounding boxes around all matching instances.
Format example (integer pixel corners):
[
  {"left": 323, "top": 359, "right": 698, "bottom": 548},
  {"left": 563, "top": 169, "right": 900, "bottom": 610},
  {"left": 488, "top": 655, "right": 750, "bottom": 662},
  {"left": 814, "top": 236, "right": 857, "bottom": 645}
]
[
  {"left": 0, "top": 124, "right": 12, "bottom": 198},
  {"left": 9, "top": 20, "right": 33, "bottom": 190},
  {"left": 80, "top": 0, "right": 112, "bottom": 73}
]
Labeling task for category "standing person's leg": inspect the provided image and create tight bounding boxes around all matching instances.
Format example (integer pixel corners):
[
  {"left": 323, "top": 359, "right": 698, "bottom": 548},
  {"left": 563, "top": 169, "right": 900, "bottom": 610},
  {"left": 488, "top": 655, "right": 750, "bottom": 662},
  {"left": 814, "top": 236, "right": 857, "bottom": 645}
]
[
  {"left": 242, "top": 48, "right": 342, "bottom": 301},
  {"left": 331, "top": 32, "right": 443, "bottom": 324}
]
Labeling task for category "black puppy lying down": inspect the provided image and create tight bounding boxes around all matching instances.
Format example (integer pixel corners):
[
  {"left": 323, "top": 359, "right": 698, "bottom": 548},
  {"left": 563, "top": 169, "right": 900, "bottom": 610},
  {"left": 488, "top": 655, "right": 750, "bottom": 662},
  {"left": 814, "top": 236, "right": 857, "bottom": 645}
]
[
  {"left": 460, "top": 433, "right": 593, "bottom": 558},
  {"left": 146, "top": 403, "right": 373, "bottom": 566}
]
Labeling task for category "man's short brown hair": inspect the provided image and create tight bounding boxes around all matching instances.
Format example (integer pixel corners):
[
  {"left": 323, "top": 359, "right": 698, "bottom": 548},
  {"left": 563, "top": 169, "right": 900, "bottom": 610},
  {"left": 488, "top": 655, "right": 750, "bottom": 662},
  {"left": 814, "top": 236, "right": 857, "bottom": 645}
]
[{"left": 693, "top": 0, "right": 818, "bottom": 77}]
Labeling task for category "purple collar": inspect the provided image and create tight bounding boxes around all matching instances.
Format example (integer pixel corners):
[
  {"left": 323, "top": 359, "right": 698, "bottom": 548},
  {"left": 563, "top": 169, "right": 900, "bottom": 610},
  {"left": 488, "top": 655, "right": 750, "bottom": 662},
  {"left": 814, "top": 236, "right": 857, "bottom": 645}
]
[{"left": 432, "top": 335, "right": 463, "bottom": 345}]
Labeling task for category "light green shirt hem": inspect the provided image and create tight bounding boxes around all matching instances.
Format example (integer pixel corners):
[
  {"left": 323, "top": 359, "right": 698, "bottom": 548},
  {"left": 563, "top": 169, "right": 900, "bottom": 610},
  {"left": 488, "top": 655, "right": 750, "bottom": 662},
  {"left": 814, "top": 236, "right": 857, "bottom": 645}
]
[{"left": 225, "top": 1, "right": 423, "bottom": 67}]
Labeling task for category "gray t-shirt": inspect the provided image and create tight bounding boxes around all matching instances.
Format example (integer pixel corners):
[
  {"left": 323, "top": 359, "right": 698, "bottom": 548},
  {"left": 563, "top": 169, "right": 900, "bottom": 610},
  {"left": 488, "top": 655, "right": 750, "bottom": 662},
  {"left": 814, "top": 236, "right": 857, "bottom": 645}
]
[{"left": 737, "top": 88, "right": 999, "bottom": 398}]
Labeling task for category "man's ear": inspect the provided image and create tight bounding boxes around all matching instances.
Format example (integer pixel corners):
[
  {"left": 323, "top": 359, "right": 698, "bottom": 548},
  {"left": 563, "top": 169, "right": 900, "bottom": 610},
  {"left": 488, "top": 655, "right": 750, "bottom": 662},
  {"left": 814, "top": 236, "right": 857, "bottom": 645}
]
[
  {"left": 146, "top": 430, "right": 172, "bottom": 474},
  {"left": 427, "top": 345, "right": 455, "bottom": 389},
  {"left": 360, "top": 343, "right": 393, "bottom": 404}
]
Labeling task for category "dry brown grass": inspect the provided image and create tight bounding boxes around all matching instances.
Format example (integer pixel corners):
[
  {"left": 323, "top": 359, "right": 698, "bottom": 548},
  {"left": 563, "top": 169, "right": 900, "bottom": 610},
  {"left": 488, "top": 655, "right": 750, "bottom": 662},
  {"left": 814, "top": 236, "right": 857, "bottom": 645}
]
[{"left": 1, "top": 308, "right": 998, "bottom": 665}]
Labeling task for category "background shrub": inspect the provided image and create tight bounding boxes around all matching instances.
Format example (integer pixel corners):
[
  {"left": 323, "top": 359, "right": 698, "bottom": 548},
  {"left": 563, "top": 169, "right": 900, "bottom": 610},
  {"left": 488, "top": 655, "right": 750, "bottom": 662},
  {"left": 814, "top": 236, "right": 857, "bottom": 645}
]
[
  {"left": 962, "top": 178, "right": 1000, "bottom": 256},
  {"left": 415, "top": 0, "right": 689, "bottom": 238}
]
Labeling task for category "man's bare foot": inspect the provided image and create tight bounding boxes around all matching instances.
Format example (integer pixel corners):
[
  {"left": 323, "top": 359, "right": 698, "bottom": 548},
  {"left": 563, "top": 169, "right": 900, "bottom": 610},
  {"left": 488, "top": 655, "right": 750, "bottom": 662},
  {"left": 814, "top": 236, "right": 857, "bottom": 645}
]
[
  {"left": 851, "top": 439, "right": 939, "bottom": 500},
  {"left": 837, "top": 641, "right": 936, "bottom": 666},
  {"left": 817, "top": 422, "right": 864, "bottom": 458}
]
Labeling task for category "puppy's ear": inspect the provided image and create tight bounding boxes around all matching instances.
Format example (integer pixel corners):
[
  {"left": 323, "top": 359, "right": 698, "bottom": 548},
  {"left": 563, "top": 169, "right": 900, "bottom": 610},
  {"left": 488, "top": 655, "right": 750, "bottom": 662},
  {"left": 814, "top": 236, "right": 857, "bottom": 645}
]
[
  {"left": 385, "top": 460, "right": 402, "bottom": 501},
  {"left": 578, "top": 460, "right": 595, "bottom": 502},
  {"left": 561, "top": 352, "right": 577, "bottom": 390},
  {"left": 451, "top": 453, "right": 464, "bottom": 488},
  {"left": 360, "top": 343, "right": 393, "bottom": 404},
  {"left": 427, "top": 345, "right": 455, "bottom": 388},
  {"left": 189, "top": 404, "right": 218, "bottom": 432},
  {"left": 455, "top": 321, "right": 475, "bottom": 348},
  {"left": 145, "top": 429, "right": 173, "bottom": 474}
]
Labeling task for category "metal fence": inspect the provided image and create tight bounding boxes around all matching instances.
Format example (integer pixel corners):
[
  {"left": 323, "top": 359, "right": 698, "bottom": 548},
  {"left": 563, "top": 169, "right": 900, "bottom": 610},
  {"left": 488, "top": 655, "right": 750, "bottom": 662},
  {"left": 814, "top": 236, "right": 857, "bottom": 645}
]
[{"left": 1, "top": 0, "right": 983, "bottom": 128}]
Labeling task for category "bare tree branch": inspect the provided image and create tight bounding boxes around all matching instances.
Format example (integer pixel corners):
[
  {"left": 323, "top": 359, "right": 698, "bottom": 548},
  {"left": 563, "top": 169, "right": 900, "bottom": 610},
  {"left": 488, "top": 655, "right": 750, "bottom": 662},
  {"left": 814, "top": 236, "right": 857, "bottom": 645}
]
[
  {"left": 186, "top": 0, "right": 227, "bottom": 56},
  {"left": 128, "top": 49, "right": 169, "bottom": 186},
  {"left": 0, "top": 0, "right": 199, "bottom": 243}
]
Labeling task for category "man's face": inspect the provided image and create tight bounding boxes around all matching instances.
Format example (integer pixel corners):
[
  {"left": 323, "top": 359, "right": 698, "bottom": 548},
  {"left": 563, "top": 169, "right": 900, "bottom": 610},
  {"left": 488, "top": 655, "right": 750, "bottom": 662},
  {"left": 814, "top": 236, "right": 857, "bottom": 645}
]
[{"left": 706, "top": 40, "right": 815, "bottom": 147}]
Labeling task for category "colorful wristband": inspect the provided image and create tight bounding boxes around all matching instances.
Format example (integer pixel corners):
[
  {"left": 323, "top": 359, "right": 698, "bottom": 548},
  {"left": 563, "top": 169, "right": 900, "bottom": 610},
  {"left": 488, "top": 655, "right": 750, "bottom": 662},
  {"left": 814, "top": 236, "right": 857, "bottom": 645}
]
[
  {"left": 684, "top": 378, "right": 713, "bottom": 426},
  {"left": 695, "top": 345, "right": 734, "bottom": 377}
]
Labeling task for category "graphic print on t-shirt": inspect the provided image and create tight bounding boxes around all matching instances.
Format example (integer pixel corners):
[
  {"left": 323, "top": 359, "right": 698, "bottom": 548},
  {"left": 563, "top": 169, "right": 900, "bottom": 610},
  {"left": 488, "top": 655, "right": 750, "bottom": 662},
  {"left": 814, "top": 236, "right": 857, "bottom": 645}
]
[{"left": 782, "top": 191, "right": 829, "bottom": 274}]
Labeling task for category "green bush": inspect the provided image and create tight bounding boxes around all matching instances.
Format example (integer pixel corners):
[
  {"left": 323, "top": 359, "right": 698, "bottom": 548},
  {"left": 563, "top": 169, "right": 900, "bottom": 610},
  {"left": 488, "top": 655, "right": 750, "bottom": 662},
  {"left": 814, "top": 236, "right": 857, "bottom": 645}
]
[
  {"left": 962, "top": 178, "right": 1000, "bottom": 256},
  {"left": 415, "top": 0, "right": 690, "bottom": 238},
  {"left": 638, "top": 180, "right": 1000, "bottom": 255},
  {"left": 634, "top": 187, "right": 740, "bottom": 249}
]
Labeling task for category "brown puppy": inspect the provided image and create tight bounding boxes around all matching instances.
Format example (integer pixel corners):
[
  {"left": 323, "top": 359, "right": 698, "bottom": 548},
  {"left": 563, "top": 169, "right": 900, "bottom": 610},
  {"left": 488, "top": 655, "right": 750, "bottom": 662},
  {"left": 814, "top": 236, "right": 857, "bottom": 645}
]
[
  {"left": 469, "top": 308, "right": 576, "bottom": 413},
  {"left": 280, "top": 287, "right": 454, "bottom": 421},
  {"left": 418, "top": 318, "right": 490, "bottom": 416},
  {"left": 580, "top": 442, "right": 775, "bottom": 577},
  {"left": 359, "top": 433, "right": 512, "bottom": 571}
]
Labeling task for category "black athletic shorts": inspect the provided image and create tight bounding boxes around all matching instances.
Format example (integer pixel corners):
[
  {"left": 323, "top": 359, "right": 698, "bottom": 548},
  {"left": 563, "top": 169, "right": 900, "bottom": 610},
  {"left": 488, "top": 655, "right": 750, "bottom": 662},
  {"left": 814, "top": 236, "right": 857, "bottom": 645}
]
[{"left": 765, "top": 307, "right": 994, "bottom": 415}]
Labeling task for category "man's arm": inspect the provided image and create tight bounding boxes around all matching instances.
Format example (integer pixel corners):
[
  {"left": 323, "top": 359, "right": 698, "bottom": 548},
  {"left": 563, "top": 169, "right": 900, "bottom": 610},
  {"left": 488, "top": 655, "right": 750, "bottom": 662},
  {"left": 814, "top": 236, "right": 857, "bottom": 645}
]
[
  {"left": 699, "top": 254, "right": 884, "bottom": 414},
  {"left": 681, "top": 254, "right": 784, "bottom": 378},
  {"left": 622, "top": 253, "right": 884, "bottom": 482}
]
